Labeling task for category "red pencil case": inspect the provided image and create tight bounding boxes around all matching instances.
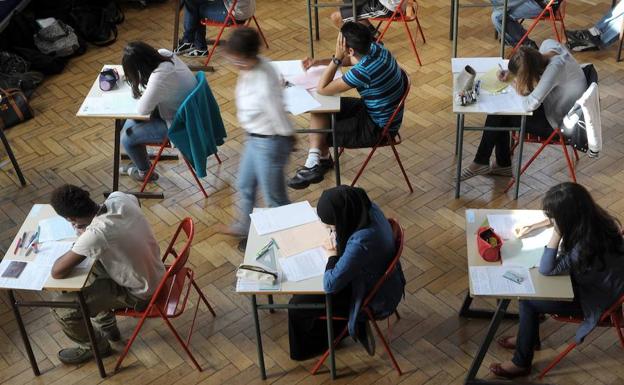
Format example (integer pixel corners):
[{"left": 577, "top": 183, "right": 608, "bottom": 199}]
[{"left": 477, "top": 226, "right": 503, "bottom": 262}]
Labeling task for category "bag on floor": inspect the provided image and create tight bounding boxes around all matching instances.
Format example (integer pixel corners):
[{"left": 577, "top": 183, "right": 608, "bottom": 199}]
[
  {"left": 70, "top": 1, "right": 124, "bottom": 46},
  {"left": 0, "top": 88, "right": 34, "bottom": 130},
  {"left": 0, "top": 51, "right": 30, "bottom": 74},
  {"left": 33, "top": 19, "right": 81, "bottom": 57}
]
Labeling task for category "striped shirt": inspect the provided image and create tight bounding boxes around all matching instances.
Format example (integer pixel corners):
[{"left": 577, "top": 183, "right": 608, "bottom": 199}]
[{"left": 342, "top": 43, "right": 406, "bottom": 131}]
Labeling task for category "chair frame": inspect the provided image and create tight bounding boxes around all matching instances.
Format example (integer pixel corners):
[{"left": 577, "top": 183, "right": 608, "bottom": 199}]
[
  {"left": 139, "top": 137, "right": 221, "bottom": 198},
  {"left": 511, "top": 0, "right": 568, "bottom": 55},
  {"left": 539, "top": 294, "right": 624, "bottom": 379},
  {"left": 369, "top": 0, "right": 425, "bottom": 66},
  {"left": 114, "top": 218, "right": 216, "bottom": 372},
  {"left": 311, "top": 218, "right": 405, "bottom": 376},
  {"left": 341, "top": 70, "right": 413, "bottom": 193},
  {"left": 200, "top": 0, "right": 269, "bottom": 66}
]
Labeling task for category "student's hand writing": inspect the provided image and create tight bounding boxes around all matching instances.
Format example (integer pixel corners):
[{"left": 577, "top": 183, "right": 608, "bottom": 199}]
[
  {"left": 513, "top": 218, "right": 552, "bottom": 238},
  {"left": 497, "top": 69, "right": 510, "bottom": 82},
  {"left": 334, "top": 32, "right": 347, "bottom": 60},
  {"left": 323, "top": 229, "right": 338, "bottom": 256},
  {"left": 302, "top": 57, "right": 318, "bottom": 71}
]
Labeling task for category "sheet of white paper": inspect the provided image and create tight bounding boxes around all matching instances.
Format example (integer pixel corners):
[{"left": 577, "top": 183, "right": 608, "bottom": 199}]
[
  {"left": 38, "top": 216, "right": 76, "bottom": 242},
  {"left": 502, "top": 227, "right": 554, "bottom": 268},
  {"left": 33, "top": 241, "right": 92, "bottom": 269},
  {"left": 251, "top": 201, "right": 318, "bottom": 235},
  {"left": 278, "top": 247, "right": 327, "bottom": 282},
  {"left": 28, "top": 204, "right": 44, "bottom": 218},
  {"left": 469, "top": 266, "right": 535, "bottom": 295},
  {"left": 289, "top": 66, "right": 342, "bottom": 90},
  {"left": 79, "top": 93, "right": 139, "bottom": 115},
  {"left": 283, "top": 86, "right": 321, "bottom": 115},
  {"left": 236, "top": 277, "right": 281, "bottom": 292},
  {"left": 0, "top": 259, "right": 50, "bottom": 291},
  {"left": 487, "top": 212, "right": 547, "bottom": 240},
  {"left": 451, "top": 57, "right": 508, "bottom": 73},
  {"left": 271, "top": 60, "right": 305, "bottom": 77},
  {"left": 478, "top": 90, "right": 526, "bottom": 114}
]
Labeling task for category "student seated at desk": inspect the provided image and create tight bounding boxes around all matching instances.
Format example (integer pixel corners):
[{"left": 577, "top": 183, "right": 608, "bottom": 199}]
[
  {"left": 490, "top": 182, "right": 624, "bottom": 378},
  {"left": 490, "top": 0, "right": 544, "bottom": 49},
  {"left": 288, "top": 186, "right": 405, "bottom": 360},
  {"left": 330, "top": 0, "right": 407, "bottom": 33},
  {"left": 174, "top": 0, "right": 256, "bottom": 57},
  {"left": 219, "top": 28, "right": 294, "bottom": 245},
  {"left": 460, "top": 39, "right": 586, "bottom": 181},
  {"left": 121, "top": 41, "right": 197, "bottom": 182},
  {"left": 565, "top": 0, "right": 624, "bottom": 52},
  {"left": 49, "top": 185, "right": 165, "bottom": 365},
  {"left": 288, "top": 22, "right": 407, "bottom": 189}
]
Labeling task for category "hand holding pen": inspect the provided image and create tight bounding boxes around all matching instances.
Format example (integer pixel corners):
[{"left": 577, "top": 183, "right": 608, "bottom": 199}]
[{"left": 497, "top": 63, "right": 510, "bottom": 82}]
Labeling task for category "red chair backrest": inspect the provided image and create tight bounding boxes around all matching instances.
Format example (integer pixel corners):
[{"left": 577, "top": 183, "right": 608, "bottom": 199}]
[
  {"left": 359, "top": 218, "right": 405, "bottom": 312},
  {"left": 378, "top": 69, "right": 411, "bottom": 139}
]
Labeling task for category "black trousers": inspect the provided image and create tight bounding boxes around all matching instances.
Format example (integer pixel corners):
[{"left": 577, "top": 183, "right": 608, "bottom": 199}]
[
  {"left": 512, "top": 299, "right": 583, "bottom": 368},
  {"left": 474, "top": 106, "right": 553, "bottom": 167}
]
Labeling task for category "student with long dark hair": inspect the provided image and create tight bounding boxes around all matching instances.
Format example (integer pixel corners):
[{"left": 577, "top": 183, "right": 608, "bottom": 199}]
[
  {"left": 490, "top": 182, "right": 624, "bottom": 378},
  {"left": 120, "top": 41, "right": 197, "bottom": 182},
  {"left": 287, "top": 186, "right": 405, "bottom": 360},
  {"left": 460, "top": 40, "right": 586, "bottom": 181}
]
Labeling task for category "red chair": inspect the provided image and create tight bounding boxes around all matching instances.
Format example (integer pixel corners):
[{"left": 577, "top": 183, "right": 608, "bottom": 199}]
[
  {"left": 200, "top": 0, "right": 269, "bottom": 65},
  {"left": 504, "top": 128, "right": 578, "bottom": 193},
  {"left": 511, "top": 0, "right": 568, "bottom": 55},
  {"left": 538, "top": 294, "right": 624, "bottom": 379},
  {"left": 311, "top": 218, "right": 405, "bottom": 376},
  {"left": 341, "top": 70, "right": 413, "bottom": 193},
  {"left": 139, "top": 138, "right": 221, "bottom": 198},
  {"left": 369, "top": 0, "right": 425, "bottom": 66},
  {"left": 114, "top": 218, "right": 216, "bottom": 372}
]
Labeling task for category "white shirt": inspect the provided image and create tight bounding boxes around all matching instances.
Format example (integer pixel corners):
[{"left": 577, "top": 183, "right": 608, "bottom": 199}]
[
  {"left": 136, "top": 49, "right": 197, "bottom": 127},
  {"left": 72, "top": 192, "right": 164, "bottom": 300},
  {"left": 235, "top": 57, "right": 294, "bottom": 136}
]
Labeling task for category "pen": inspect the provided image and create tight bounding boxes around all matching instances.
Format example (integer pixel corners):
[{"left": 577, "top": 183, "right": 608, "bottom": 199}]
[
  {"left": 255, "top": 239, "right": 275, "bottom": 259},
  {"left": 498, "top": 63, "right": 503, "bottom": 71},
  {"left": 13, "top": 236, "right": 22, "bottom": 254},
  {"left": 26, "top": 227, "right": 39, "bottom": 249}
]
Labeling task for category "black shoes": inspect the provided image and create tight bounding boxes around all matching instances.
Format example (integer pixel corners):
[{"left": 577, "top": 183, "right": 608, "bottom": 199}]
[
  {"left": 287, "top": 157, "right": 334, "bottom": 190},
  {"left": 566, "top": 29, "right": 601, "bottom": 52}
]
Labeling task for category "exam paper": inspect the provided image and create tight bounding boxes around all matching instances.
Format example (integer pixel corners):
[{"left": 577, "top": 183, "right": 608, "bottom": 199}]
[
  {"left": 271, "top": 60, "right": 305, "bottom": 77},
  {"left": 0, "top": 259, "right": 50, "bottom": 290},
  {"left": 478, "top": 90, "right": 525, "bottom": 114},
  {"left": 283, "top": 85, "right": 321, "bottom": 115},
  {"left": 502, "top": 227, "right": 554, "bottom": 268},
  {"left": 273, "top": 220, "right": 331, "bottom": 258},
  {"left": 251, "top": 201, "right": 318, "bottom": 235},
  {"left": 236, "top": 277, "right": 281, "bottom": 292},
  {"left": 38, "top": 216, "right": 76, "bottom": 242},
  {"left": 487, "top": 212, "right": 547, "bottom": 240},
  {"left": 289, "top": 66, "right": 342, "bottom": 90},
  {"left": 469, "top": 266, "right": 535, "bottom": 295},
  {"left": 34, "top": 241, "right": 92, "bottom": 269},
  {"left": 80, "top": 93, "right": 139, "bottom": 115},
  {"left": 278, "top": 247, "right": 328, "bottom": 282},
  {"left": 479, "top": 67, "right": 510, "bottom": 93}
]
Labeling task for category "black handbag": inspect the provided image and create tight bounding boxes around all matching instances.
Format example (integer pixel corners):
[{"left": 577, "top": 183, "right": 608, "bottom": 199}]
[{"left": 0, "top": 88, "right": 34, "bottom": 130}]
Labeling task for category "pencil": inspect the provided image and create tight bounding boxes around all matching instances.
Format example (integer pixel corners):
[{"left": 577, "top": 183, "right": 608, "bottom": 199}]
[{"left": 13, "top": 236, "right": 22, "bottom": 254}]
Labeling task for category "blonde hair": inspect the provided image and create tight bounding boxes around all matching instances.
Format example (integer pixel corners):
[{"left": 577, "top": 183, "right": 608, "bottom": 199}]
[{"left": 508, "top": 46, "right": 550, "bottom": 96}]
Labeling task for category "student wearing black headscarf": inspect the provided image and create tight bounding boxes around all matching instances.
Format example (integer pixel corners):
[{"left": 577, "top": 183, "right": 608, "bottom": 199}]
[{"left": 287, "top": 186, "right": 405, "bottom": 360}]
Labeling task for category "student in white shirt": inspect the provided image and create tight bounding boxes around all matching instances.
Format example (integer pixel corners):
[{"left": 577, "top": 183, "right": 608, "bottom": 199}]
[
  {"left": 49, "top": 185, "right": 165, "bottom": 365},
  {"left": 120, "top": 41, "right": 197, "bottom": 182},
  {"left": 220, "top": 27, "right": 294, "bottom": 246}
]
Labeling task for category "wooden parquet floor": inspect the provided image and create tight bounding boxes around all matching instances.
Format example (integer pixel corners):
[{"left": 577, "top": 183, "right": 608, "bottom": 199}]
[{"left": 1, "top": 0, "right": 624, "bottom": 383}]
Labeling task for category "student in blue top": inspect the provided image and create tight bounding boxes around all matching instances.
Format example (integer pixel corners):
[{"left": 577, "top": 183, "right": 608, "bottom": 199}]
[
  {"left": 490, "top": 182, "right": 624, "bottom": 378},
  {"left": 287, "top": 186, "right": 405, "bottom": 360},
  {"left": 287, "top": 22, "right": 407, "bottom": 189}
]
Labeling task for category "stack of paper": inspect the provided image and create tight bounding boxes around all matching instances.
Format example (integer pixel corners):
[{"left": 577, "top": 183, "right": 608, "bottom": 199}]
[
  {"left": 502, "top": 227, "right": 554, "bottom": 268},
  {"left": 251, "top": 201, "right": 318, "bottom": 235},
  {"left": 278, "top": 247, "right": 328, "bottom": 282},
  {"left": 283, "top": 86, "right": 321, "bottom": 115},
  {"left": 289, "top": 66, "right": 342, "bottom": 90},
  {"left": 469, "top": 266, "right": 535, "bottom": 295},
  {"left": 38, "top": 216, "right": 76, "bottom": 242}
]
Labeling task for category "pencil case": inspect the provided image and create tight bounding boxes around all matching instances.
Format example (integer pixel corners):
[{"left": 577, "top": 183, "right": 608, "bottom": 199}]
[
  {"left": 236, "top": 264, "right": 278, "bottom": 283},
  {"left": 476, "top": 226, "right": 503, "bottom": 262}
]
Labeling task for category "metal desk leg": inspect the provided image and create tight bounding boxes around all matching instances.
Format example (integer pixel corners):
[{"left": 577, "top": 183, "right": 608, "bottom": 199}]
[
  {"left": 449, "top": 0, "right": 455, "bottom": 40},
  {"left": 251, "top": 295, "right": 267, "bottom": 380},
  {"left": 268, "top": 294, "right": 275, "bottom": 314},
  {"left": 113, "top": 119, "right": 123, "bottom": 193},
  {"left": 77, "top": 292, "right": 106, "bottom": 378},
  {"left": 325, "top": 294, "right": 336, "bottom": 380},
  {"left": 514, "top": 116, "right": 526, "bottom": 200},
  {"left": 172, "top": 0, "right": 181, "bottom": 51},
  {"left": 452, "top": 0, "right": 459, "bottom": 57},
  {"left": 454, "top": 114, "right": 461, "bottom": 156},
  {"left": 307, "top": 0, "right": 315, "bottom": 58},
  {"left": 8, "top": 290, "right": 40, "bottom": 376},
  {"left": 352, "top": 0, "right": 357, "bottom": 22},
  {"left": 0, "top": 128, "right": 26, "bottom": 186},
  {"left": 617, "top": 16, "right": 624, "bottom": 62},
  {"left": 459, "top": 293, "right": 518, "bottom": 320},
  {"left": 331, "top": 113, "right": 341, "bottom": 186},
  {"left": 500, "top": 0, "right": 509, "bottom": 58},
  {"left": 314, "top": 0, "right": 320, "bottom": 41},
  {"left": 464, "top": 299, "right": 510, "bottom": 384},
  {"left": 454, "top": 114, "right": 465, "bottom": 199}
]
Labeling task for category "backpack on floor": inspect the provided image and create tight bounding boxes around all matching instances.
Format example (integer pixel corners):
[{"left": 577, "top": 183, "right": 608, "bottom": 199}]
[{"left": 70, "top": 1, "right": 124, "bottom": 46}]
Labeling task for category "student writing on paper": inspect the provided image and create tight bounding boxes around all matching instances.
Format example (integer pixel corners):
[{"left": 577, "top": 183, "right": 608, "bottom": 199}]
[
  {"left": 460, "top": 40, "right": 586, "bottom": 181},
  {"left": 120, "top": 41, "right": 197, "bottom": 182},
  {"left": 217, "top": 28, "right": 294, "bottom": 249},
  {"left": 287, "top": 186, "right": 405, "bottom": 360},
  {"left": 48, "top": 185, "right": 165, "bottom": 365},
  {"left": 288, "top": 22, "right": 407, "bottom": 189},
  {"left": 490, "top": 182, "right": 624, "bottom": 379}
]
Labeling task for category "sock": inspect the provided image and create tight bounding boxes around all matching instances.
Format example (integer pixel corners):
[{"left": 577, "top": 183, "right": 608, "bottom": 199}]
[{"left": 304, "top": 149, "right": 321, "bottom": 168}]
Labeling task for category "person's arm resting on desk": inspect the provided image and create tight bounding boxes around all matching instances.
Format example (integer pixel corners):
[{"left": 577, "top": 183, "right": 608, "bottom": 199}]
[
  {"left": 51, "top": 251, "right": 86, "bottom": 279},
  {"left": 324, "top": 241, "right": 367, "bottom": 293},
  {"left": 538, "top": 227, "right": 572, "bottom": 276}
]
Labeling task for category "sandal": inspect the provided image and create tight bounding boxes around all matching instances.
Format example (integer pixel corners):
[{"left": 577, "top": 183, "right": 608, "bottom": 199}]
[
  {"left": 489, "top": 164, "right": 513, "bottom": 177},
  {"left": 458, "top": 164, "right": 490, "bottom": 181},
  {"left": 128, "top": 167, "right": 159, "bottom": 182},
  {"left": 489, "top": 362, "right": 531, "bottom": 379},
  {"left": 497, "top": 335, "right": 541, "bottom": 351}
]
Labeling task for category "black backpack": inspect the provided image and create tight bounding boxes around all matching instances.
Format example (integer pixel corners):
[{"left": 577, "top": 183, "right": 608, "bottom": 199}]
[{"left": 70, "top": 1, "right": 124, "bottom": 46}]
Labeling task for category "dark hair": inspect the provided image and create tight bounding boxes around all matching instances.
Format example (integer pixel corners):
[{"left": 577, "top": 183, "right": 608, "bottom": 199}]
[
  {"left": 340, "top": 22, "right": 372, "bottom": 56},
  {"left": 542, "top": 182, "right": 623, "bottom": 273},
  {"left": 508, "top": 45, "right": 549, "bottom": 96},
  {"left": 122, "top": 41, "right": 173, "bottom": 98},
  {"left": 50, "top": 184, "right": 99, "bottom": 219},
  {"left": 226, "top": 27, "right": 261, "bottom": 58}
]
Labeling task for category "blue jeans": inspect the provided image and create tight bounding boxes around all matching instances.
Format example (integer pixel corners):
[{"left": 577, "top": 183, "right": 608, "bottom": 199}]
[
  {"left": 512, "top": 299, "right": 583, "bottom": 368},
  {"left": 121, "top": 118, "right": 168, "bottom": 171},
  {"left": 491, "top": 0, "right": 544, "bottom": 46},
  {"left": 595, "top": 0, "right": 624, "bottom": 46},
  {"left": 182, "top": 0, "right": 229, "bottom": 50},
  {"left": 234, "top": 136, "right": 293, "bottom": 233}
]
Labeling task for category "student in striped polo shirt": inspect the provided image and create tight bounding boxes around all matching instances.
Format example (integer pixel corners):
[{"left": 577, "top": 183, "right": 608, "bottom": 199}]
[{"left": 288, "top": 22, "right": 407, "bottom": 189}]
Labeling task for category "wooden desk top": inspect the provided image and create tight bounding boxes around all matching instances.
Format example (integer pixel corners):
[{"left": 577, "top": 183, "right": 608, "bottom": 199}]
[
  {"left": 3, "top": 204, "right": 94, "bottom": 292},
  {"left": 76, "top": 65, "right": 151, "bottom": 120},
  {"left": 465, "top": 208, "right": 574, "bottom": 301}
]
